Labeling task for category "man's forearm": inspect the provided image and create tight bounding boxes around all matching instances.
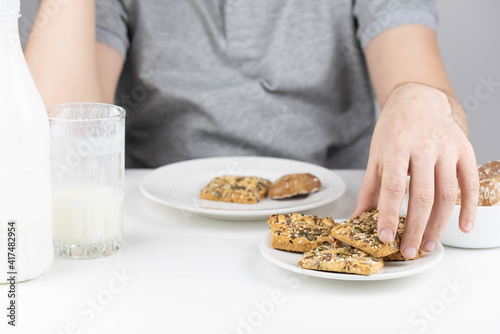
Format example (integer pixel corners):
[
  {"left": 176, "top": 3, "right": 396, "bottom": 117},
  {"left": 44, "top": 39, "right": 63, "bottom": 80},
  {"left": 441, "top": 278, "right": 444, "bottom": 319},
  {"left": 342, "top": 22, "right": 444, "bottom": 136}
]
[
  {"left": 24, "top": 0, "right": 102, "bottom": 106},
  {"left": 365, "top": 25, "right": 455, "bottom": 106},
  {"left": 365, "top": 24, "right": 469, "bottom": 134}
]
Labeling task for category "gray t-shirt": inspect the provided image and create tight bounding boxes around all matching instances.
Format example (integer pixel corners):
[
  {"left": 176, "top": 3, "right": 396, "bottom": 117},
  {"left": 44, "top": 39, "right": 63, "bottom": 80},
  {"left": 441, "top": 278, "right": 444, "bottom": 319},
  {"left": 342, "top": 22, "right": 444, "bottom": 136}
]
[{"left": 95, "top": 0, "right": 437, "bottom": 168}]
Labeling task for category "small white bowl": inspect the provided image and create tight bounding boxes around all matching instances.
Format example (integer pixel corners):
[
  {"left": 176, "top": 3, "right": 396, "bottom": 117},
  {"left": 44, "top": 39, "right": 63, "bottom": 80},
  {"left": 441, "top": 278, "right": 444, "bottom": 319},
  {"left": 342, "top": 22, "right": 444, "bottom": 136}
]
[{"left": 441, "top": 205, "right": 500, "bottom": 248}]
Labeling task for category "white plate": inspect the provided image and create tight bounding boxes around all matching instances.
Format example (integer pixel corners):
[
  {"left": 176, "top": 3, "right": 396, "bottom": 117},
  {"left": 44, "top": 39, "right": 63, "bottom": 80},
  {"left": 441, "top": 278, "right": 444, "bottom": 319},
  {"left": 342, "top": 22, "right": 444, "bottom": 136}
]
[
  {"left": 259, "top": 234, "right": 445, "bottom": 281},
  {"left": 140, "top": 156, "right": 346, "bottom": 221}
]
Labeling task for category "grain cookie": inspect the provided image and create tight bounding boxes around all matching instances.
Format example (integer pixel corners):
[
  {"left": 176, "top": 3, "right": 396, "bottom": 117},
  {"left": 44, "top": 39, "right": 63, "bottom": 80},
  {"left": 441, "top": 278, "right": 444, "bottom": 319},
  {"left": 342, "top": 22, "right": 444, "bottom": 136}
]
[
  {"left": 200, "top": 175, "right": 271, "bottom": 204},
  {"left": 330, "top": 210, "right": 405, "bottom": 258},
  {"left": 299, "top": 246, "right": 384, "bottom": 276},
  {"left": 268, "top": 213, "right": 341, "bottom": 252}
]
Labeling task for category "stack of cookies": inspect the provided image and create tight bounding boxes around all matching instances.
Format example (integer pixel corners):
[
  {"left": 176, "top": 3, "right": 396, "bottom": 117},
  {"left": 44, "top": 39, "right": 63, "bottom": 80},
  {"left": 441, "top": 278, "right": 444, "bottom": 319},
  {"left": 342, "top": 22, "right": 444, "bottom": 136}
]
[{"left": 268, "top": 210, "right": 421, "bottom": 276}]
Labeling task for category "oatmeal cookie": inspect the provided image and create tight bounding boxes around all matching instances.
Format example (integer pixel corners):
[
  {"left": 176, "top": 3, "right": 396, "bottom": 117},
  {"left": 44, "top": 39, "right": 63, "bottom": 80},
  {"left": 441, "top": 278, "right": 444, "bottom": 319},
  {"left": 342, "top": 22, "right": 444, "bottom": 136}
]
[
  {"left": 269, "top": 173, "right": 321, "bottom": 199},
  {"left": 457, "top": 160, "right": 500, "bottom": 206}
]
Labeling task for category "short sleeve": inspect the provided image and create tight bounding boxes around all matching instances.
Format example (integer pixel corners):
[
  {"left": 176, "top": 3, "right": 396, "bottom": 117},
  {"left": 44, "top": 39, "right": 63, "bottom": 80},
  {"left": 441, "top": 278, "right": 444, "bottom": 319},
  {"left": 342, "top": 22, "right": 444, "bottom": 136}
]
[
  {"left": 95, "top": 0, "right": 129, "bottom": 59},
  {"left": 354, "top": 0, "right": 438, "bottom": 49}
]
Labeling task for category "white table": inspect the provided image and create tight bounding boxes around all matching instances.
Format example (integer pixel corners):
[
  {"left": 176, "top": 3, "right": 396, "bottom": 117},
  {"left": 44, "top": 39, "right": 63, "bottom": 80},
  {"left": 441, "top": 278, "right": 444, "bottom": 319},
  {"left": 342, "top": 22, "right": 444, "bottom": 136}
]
[{"left": 1, "top": 169, "right": 498, "bottom": 334}]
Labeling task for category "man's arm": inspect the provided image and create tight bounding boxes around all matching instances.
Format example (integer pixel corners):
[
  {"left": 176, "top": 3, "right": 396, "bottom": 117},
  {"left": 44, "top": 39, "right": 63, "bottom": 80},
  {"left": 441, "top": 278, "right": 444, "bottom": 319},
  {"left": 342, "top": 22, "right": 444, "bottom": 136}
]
[
  {"left": 354, "top": 25, "right": 479, "bottom": 258},
  {"left": 24, "top": 0, "right": 123, "bottom": 106},
  {"left": 364, "top": 24, "right": 468, "bottom": 133}
]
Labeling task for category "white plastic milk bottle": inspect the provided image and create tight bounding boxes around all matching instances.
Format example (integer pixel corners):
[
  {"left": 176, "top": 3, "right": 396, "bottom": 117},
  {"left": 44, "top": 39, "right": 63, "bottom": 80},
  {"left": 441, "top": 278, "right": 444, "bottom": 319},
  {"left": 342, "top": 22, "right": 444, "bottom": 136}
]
[{"left": 0, "top": 0, "right": 53, "bottom": 283}]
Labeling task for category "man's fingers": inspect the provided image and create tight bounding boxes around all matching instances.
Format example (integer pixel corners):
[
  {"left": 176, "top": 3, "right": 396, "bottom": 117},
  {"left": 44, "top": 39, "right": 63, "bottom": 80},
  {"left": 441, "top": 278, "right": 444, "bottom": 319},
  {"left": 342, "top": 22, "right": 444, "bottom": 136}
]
[
  {"left": 421, "top": 159, "right": 457, "bottom": 252},
  {"left": 377, "top": 156, "right": 409, "bottom": 244},
  {"left": 402, "top": 161, "right": 435, "bottom": 259},
  {"left": 457, "top": 150, "right": 479, "bottom": 233},
  {"left": 353, "top": 159, "right": 381, "bottom": 217}
]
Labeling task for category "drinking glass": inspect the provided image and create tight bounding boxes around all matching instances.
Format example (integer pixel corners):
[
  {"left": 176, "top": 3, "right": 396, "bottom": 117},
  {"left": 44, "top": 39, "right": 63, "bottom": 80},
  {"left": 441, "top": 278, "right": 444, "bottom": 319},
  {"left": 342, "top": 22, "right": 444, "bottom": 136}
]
[{"left": 48, "top": 103, "right": 125, "bottom": 259}]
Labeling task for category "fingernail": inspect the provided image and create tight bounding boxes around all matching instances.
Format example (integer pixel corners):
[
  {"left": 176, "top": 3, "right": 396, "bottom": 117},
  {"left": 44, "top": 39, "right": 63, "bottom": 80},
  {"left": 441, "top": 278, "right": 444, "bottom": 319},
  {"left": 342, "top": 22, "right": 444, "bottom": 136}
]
[
  {"left": 379, "top": 229, "right": 394, "bottom": 243},
  {"left": 404, "top": 246, "right": 417, "bottom": 259},
  {"left": 423, "top": 241, "right": 436, "bottom": 252},
  {"left": 465, "top": 221, "right": 473, "bottom": 232}
]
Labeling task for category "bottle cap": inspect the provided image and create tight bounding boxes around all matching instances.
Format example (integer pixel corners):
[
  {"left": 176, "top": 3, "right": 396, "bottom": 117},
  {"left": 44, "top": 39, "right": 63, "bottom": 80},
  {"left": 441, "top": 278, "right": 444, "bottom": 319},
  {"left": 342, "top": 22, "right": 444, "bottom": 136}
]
[{"left": 0, "top": 0, "right": 20, "bottom": 12}]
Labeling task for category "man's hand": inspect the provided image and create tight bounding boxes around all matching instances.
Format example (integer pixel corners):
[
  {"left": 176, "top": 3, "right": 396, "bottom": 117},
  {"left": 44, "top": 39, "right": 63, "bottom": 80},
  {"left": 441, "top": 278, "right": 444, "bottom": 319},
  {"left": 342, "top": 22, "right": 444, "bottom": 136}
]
[
  {"left": 358, "top": 24, "right": 480, "bottom": 258},
  {"left": 353, "top": 83, "right": 479, "bottom": 258}
]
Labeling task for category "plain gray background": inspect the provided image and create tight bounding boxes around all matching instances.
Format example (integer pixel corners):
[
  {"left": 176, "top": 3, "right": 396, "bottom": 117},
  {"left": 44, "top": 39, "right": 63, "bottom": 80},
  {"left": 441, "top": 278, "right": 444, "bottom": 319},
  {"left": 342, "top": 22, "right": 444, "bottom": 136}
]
[{"left": 18, "top": 0, "right": 500, "bottom": 164}]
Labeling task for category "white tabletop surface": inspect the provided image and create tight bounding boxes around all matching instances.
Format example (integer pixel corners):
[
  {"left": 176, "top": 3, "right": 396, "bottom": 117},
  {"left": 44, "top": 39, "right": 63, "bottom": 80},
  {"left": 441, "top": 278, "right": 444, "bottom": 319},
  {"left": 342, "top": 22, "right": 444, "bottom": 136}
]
[{"left": 1, "top": 169, "right": 499, "bottom": 334}]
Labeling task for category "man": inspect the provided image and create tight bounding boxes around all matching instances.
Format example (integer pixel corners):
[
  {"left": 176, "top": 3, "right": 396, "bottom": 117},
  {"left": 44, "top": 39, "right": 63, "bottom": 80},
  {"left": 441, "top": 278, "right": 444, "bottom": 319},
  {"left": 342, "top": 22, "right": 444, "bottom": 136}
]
[{"left": 25, "top": 0, "right": 479, "bottom": 259}]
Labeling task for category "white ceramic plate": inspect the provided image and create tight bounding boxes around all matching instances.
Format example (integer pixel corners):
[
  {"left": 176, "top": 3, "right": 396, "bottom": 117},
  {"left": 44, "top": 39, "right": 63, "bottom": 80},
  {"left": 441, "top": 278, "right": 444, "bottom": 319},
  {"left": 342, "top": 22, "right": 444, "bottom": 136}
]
[
  {"left": 259, "top": 234, "right": 445, "bottom": 281},
  {"left": 140, "top": 156, "right": 346, "bottom": 221}
]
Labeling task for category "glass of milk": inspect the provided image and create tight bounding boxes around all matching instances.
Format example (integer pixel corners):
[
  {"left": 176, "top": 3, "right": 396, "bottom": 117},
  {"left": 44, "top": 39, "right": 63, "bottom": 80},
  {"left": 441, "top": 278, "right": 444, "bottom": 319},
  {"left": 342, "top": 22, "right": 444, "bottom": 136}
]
[{"left": 48, "top": 103, "right": 125, "bottom": 259}]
